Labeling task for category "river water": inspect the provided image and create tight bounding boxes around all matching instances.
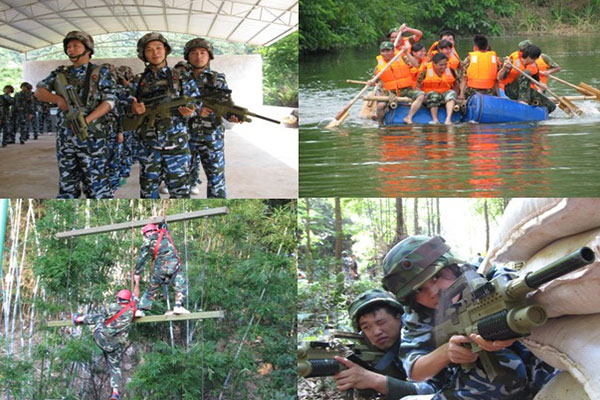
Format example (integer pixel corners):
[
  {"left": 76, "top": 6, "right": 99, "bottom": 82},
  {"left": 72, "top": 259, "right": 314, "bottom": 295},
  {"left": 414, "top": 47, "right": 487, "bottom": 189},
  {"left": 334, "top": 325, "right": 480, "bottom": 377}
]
[{"left": 299, "top": 34, "right": 600, "bottom": 197}]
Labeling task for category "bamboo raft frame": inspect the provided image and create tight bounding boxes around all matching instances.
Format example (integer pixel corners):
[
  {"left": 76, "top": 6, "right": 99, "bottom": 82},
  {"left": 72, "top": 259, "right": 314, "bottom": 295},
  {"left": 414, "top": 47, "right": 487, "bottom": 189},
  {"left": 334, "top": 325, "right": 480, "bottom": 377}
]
[{"left": 45, "top": 310, "right": 225, "bottom": 327}]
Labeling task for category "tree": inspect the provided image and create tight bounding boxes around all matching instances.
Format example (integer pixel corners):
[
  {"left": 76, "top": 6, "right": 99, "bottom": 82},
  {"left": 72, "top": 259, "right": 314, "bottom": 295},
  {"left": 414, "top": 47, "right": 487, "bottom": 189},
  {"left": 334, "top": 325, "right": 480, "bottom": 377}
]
[
  {"left": 334, "top": 198, "right": 342, "bottom": 273},
  {"left": 413, "top": 198, "right": 420, "bottom": 234},
  {"left": 395, "top": 198, "right": 404, "bottom": 242}
]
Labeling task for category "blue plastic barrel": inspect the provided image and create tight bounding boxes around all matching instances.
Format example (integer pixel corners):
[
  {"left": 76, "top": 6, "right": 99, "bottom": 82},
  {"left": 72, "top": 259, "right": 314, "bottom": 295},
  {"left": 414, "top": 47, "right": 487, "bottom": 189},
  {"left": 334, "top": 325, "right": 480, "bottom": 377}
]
[
  {"left": 384, "top": 103, "right": 462, "bottom": 125},
  {"left": 465, "top": 93, "right": 548, "bottom": 123}
]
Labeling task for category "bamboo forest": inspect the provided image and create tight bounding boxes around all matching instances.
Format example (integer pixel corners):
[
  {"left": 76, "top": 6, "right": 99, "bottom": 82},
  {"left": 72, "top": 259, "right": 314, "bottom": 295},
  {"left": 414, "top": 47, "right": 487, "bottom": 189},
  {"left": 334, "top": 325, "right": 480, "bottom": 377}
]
[{"left": 0, "top": 199, "right": 296, "bottom": 400}]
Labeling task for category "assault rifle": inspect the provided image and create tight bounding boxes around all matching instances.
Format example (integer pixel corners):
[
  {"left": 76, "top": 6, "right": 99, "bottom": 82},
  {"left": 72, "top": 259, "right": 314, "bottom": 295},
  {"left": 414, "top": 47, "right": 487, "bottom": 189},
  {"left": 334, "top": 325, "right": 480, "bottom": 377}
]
[
  {"left": 122, "top": 91, "right": 280, "bottom": 132},
  {"left": 53, "top": 71, "right": 88, "bottom": 141},
  {"left": 433, "top": 247, "right": 596, "bottom": 381},
  {"left": 299, "top": 330, "right": 384, "bottom": 399}
]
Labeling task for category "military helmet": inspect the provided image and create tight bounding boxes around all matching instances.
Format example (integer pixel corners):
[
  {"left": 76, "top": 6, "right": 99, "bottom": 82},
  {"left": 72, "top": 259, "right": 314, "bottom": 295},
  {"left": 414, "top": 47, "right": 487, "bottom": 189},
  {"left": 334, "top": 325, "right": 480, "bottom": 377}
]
[
  {"left": 3, "top": 85, "right": 14, "bottom": 93},
  {"left": 518, "top": 39, "right": 533, "bottom": 50},
  {"left": 137, "top": 32, "right": 172, "bottom": 62},
  {"left": 184, "top": 38, "right": 214, "bottom": 61},
  {"left": 116, "top": 65, "right": 134, "bottom": 81},
  {"left": 382, "top": 235, "right": 461, "bottom": 301},
  {"left": 348, "top": 289, "right": 402, "bottom": 331},
  {"left": 20, "top": 82, "right": 32, "bottom": 90},
  {"left": 63, "top": 31, "right": 94, "bottom": 55},
  {"left": 341, "top": 250, "right": 349, "bottom": 257}
]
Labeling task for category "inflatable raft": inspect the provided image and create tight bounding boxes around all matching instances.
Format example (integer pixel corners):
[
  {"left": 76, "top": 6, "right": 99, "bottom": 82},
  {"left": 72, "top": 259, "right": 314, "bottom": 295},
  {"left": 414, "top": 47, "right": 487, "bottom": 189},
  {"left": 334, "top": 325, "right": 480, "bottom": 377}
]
[{"left": 383, "top": 93, "right": 549, "bottom": 125}]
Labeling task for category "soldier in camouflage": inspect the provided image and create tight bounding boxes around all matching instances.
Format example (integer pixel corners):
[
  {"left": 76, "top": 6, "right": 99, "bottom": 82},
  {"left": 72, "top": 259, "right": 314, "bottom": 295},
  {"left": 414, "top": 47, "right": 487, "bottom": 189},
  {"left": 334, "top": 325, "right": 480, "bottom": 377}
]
[
  {"left": 73, "top": 278, "right": 140, "bottom": 400},
  {"left": 14, "top": 82, "right": 36, "bottom": 144},
  {"left": 38, "top": 100, "right": 53, "bottom": 134},
  {"left": 174, "top": 38, "right": 241, "bottom": 198},
  {"left": 115, "top": 66, "right": 137, "bottom": 186},
  {"left": 497, "top": 44, "right": 556, "bottom": 114},
  {"left": 382, "top": 235, "right": 557, "bottom": 400},
  {"left": 1, "top": 85, "right": 15, "bottom": 146},
  {"left": 36, "top": 31, "right": 117, "bottom": 198},
  {"left": 134, "top": 223, "right": 188, "bottom": 315},
  {"left": 127, "top": 32, "right": 201, "bottom": 198},
  {"left": 333, "top": 289, "right": 436, "bottom": 399}
]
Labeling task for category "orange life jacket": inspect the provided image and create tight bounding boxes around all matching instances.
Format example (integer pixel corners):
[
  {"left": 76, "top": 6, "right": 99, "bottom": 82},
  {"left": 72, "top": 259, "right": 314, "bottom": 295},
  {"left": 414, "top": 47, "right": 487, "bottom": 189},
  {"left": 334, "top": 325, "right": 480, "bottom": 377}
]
[
  {"left": 429, "top": 50, "right": 460, "bottom": 70},
  {"left": 501, "top": 51, "right": 539, "bottom": 88},
  {"left": 466, "top": 51, "right": 498, "bottom": 89},
  {"left": 420, "top": 62, "right": 456, "bottom": 94},
  {"left": 410, "top": 58, "right": 428, "bottom": 88},
  {"left": 375, "top": 53, "right": 413, "bottom": 92},
  {"left": 535, "top": 56, "right": 550, "bottom": 84}
]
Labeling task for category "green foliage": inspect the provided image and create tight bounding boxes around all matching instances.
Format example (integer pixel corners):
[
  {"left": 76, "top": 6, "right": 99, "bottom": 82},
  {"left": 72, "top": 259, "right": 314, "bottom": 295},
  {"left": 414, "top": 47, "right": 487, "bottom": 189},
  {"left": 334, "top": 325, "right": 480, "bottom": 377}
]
[
  {"left": 0, "top": 354, "right": 34, "bottom": 398},
  {"left": 259, "top": 32, "right": 298, "bottom": 107},
  {"left": 300, "top": 0, "right": 418, "bottom": 52}
]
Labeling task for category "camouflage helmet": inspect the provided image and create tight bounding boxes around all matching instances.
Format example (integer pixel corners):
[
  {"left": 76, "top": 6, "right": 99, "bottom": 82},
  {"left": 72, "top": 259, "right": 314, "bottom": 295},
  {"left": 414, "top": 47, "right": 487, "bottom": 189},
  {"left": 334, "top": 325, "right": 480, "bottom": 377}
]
[
  {"left": 137, "top": 32, "right": 172, "bottom": 62},
  {"left": 348, "top": 289, "right": 402, "bottom": 331},
  {"left": 518, "top": 39, "right": 533, "bottom": 50},
  {"left": 341, "top": 250, "right": 349, "bottom": 257},
  {"left": 3, "top": 85, "right": 14, "bottom": 93},
  {"left": 20, "top": 82, "right": 32, "bottom": 90},
  {"left": 63, "top": 31, "right": 94, "bottom": 55},
  {"left": 382, "top": 235, "right": 462, "bottom": 302},
  {"left": 116, "top": 65, "right": 134, "bottom": 82},
  {"left": 184, "top": 38, "right": 214, "bottom": 61}
]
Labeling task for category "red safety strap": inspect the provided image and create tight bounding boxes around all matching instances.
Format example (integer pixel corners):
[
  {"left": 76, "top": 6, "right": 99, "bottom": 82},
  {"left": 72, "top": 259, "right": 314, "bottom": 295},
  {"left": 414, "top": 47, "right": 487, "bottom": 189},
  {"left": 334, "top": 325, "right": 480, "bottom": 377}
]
[
  {"left": 152, "top": 226, "right": 181, "bottom": 264},
  {"left": 104, "top": 300, "right": 137, "bottom": 326}
]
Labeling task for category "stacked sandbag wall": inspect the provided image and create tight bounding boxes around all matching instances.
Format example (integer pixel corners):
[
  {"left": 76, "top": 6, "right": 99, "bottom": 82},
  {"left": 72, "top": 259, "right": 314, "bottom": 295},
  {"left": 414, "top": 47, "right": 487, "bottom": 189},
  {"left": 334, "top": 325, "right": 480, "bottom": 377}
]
[{"left": 480, "top": 198, "right": 600, "bottom": 400}]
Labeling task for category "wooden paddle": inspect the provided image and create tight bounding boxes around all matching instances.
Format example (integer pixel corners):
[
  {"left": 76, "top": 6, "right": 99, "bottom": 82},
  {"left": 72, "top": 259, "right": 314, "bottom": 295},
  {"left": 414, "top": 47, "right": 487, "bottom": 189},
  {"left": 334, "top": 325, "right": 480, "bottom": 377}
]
[
  {"left": 326, "top": 34, "right": 405, "bottom": 128},
  {"left": 546, "top": 74, "right": 596, "bottom": 97},
  {"left": 359, "top": 81, "right": 382, "bottom": 118},
  {"left": 506, "top": 61, "right": 582, "bottom": 117},
  {"left": 578, "top": 82, "right": 600, "bottom": 100}
]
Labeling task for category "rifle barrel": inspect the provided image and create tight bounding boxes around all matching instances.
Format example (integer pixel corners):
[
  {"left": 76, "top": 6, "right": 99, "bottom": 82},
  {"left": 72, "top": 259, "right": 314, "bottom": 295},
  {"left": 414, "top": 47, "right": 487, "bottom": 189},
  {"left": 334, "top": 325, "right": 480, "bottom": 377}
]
[
  {"left": 524, "top": 247, "right": 595, "bottom": 289},
  {"left": 248, "top": 112, "right": 280, "bottom": 124}
]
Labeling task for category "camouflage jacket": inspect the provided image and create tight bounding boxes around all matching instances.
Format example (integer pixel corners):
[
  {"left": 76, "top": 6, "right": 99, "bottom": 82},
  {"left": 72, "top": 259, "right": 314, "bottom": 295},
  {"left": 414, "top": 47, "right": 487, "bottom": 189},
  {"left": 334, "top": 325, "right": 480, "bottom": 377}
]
[
  {"left": 82, "top": 298, "right": 138, "bottom": 350},
  {"left": 174, "top": 62, "right": 229, "bottom": 131},
  {"left": 135, "top": 230, "right": 180, "bottom": 275},
  {"left": 37, "top": 62, "right": 118, "bottom": 136},
  {"left": 1, "top": 94, "right": 13, "bottom": 114},
  {"left": 400, "top": 265, "right": 557, "bottom": 400},
  {"left": 14, "top": 91, "right": 35, "bottom": 113},
  {"left": 127, "top": 66, "right": 200, "bottom": 148}
]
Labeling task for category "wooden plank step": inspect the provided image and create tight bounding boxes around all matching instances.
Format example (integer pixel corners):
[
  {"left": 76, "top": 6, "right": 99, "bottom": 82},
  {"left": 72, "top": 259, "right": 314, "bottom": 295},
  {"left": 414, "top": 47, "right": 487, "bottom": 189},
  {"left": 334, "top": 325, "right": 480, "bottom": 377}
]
[
  {"left": 55, "top": 208, "right": 229, "bottom": 239},
  {"left": 45, "top": 310, "right": 225, "bottom": 327}
]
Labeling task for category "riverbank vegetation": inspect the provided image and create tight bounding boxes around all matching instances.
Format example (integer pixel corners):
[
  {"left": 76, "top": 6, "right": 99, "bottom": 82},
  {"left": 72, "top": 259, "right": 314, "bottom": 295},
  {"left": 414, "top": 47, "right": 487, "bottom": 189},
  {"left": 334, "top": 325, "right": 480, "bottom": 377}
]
[{"left": 300, "top": 0, "right": 600, "bottom": 52}]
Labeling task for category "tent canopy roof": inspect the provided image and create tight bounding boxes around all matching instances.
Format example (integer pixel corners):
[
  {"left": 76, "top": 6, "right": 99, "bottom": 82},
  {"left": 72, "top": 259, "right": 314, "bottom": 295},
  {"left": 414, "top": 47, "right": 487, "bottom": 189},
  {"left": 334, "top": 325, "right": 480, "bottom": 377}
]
[{"left": 0, "top": 0, "right": 298, "bottom": 53}]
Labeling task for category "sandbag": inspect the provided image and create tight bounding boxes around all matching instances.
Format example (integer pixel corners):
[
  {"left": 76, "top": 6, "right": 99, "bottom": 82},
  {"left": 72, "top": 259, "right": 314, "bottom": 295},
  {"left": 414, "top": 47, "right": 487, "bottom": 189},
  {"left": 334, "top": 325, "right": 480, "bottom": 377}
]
[
  {"left": 533, "top": 371, "right": 590, "bottom": 400},
  {"left": 520, "top": 228, "right": 600, "bottom": 318},
  {"left": 482, "top": 198, "right": 600, "bottom": 271},
  {"left": 521, "top": 314, "right": 600, "bottom": 399}
]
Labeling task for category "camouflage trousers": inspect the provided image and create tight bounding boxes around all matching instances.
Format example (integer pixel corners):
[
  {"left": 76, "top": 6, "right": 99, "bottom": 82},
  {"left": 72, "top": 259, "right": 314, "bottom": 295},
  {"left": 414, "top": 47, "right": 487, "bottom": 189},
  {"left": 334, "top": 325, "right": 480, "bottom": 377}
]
[
  {"left": 56, "top": 129, "right": 113, "bottom": 198},
  {"left": 188, "top": 125, "right": 226, "bottom": 198},
  {"left": 464, "top": 87, "right": 497, "bottom": 99},
  {"left": 139, "top": 260, "right": 187, "bottom": 310},
  {"left": 0, "top": 119, "right": 8, "bottom": 146},
  {"left": 398, "top": 87, "right": 426, "bottom": 100},
  {"left": 15, "top": 114, "right": 35, "bottom": 142},
  {"left": 119, "top": 130, "right": 136, "bottom": 179},
  {"left": 505, "top": 77, "right": 557, "bottom": 114},
  {"left": 434, "top": 343, "right": 557, "bottom": 400},
  {"left": 424, "top": 90, "right": 457, "bottom": 108},
  {"left": 38, "top": 112, "right": 53, "bottom": 133},
  {"left": 106, "top": 132, "right": 122, "bottom": 192},
  {"left": 138, "top": 144, "right": 191, "bottom": 198},
  {"left": 83, "top": 315, "right": 124, "bottom": 391}
]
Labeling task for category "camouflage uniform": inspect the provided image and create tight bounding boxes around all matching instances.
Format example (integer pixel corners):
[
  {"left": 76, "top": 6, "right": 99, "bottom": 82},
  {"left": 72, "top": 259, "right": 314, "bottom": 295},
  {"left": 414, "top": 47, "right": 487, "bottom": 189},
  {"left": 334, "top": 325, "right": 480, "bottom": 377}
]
[
  {"left": 349, "top": 289, "right": 436, "bottom": 399},
  {"left": 115, "top": 66, "right": 136, "bottom": 182},
  {"left": 382, "top": 236, "right": 557, "bottom": 400},
  {"left": 38, "top": 100, "right": 53, "bottom": 134},
  {"left": 80, "top": 298, "right": 138, "bottom": 392},
  {"left": 13, "top": 87, "right": 36, "bottom": 143},
  {"left": 135, "top": 229, "right": 186, "bottom": 310},
  {"left": 416, "top": 69, "right": 458, "bottom": 108},
  {"left": 175, "top": 61, "right": 228, "bottom": 198},
  {"left": 37, "top": 62, "right": 117, "bottom": 198},
  {"left": 126, "top": 32, "right": 201, "bottom": 198},
  {"left": 500, "top": 72, "right": 556, "bottom": 113},
  {"left": 1, "top": 93, "right": 13, "bottom": 146}
]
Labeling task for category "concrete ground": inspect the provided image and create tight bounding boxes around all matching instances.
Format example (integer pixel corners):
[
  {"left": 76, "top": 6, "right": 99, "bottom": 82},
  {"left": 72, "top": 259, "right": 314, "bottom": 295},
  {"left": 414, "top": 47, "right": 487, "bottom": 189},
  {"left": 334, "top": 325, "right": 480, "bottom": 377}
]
[{"left": 0, "top": 106, "right": 297, "bottom": 199}]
